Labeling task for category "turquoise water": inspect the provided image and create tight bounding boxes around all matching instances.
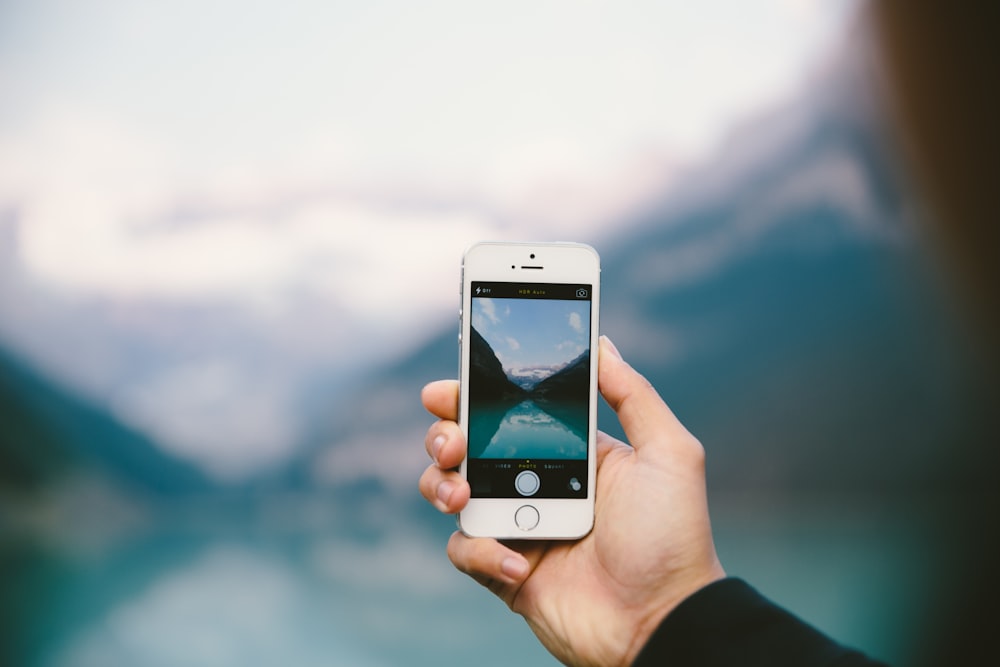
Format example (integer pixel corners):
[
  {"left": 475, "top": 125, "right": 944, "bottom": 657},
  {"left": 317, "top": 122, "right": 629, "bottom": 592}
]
[
  {"left": 0, "top": 494, "right": 556, "bottom": 667},
  {"left": 1, "top": 492, "right": 936, "bottom": 667},
  {"left": 473, "top": 400, "right": 587, "bottom": 460}
]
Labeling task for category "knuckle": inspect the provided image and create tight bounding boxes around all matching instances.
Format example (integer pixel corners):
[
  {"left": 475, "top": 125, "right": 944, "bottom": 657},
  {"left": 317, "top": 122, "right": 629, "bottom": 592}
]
[
  {"left": 418, "top": 465, "right": 442, "bottom": 500},
  {"left": 423, "top": 426, "right": 438, "bottom": 455},
  {"left": 446, "top": 531, "right": 470, "bottom": 571},
  {"left": 681, "top": 432, "right": 707, "bottom": 468}
]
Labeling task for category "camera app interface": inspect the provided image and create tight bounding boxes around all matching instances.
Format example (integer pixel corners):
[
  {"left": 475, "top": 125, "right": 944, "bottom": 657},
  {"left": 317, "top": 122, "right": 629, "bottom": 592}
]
[{"left": 467, "top": 281, "right": 591, "bottom": 499}]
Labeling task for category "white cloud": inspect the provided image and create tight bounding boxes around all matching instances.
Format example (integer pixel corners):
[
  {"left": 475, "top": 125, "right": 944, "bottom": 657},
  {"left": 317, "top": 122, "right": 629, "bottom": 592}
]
[
  {"left": 506, "top": 337, "right": 521, "bottom": 351},
  {"left": 625, "top": 145, "right": 891, "bottom": 296},
  {"left": 14, "top": 171, "right": 494, "bottom": 315},
  {"left": 0, "top": 0, "right": 862, "bottom": 481},
  {"left": 568, "top": 311, "right": 583, "bottom": 334},
  {"left": 1, "top": 0, "right": 864, "bottom": 305},
  {"left": 477, "top": 298, "right": 500, "bottom": 325}
]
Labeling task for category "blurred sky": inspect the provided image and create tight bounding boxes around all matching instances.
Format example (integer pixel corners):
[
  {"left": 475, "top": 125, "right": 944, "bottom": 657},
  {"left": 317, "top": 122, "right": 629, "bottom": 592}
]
[{"left": 0, "top": 0, "right": 861, "bottom": 479}]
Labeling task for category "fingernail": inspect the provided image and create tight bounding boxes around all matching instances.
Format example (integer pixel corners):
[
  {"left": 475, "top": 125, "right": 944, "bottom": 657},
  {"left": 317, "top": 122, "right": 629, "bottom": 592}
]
[
  {"left": 436, "top": 480, "right": 455, "bottom": 505},
  {"left": 601, "top": 335, "right": 622, "bottom": 360},
  {"left": 501, "top": 556, "right": 529, "bottom": 580},
  {"left": 432, "top": 434, "right": 446, "bottom": 463}
]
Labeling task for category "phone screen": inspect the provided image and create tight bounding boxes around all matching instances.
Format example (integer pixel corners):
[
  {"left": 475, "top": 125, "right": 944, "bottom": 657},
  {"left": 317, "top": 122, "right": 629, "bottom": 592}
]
[{"left": 467, "top": 280, "right": 592, "bottom": 499}]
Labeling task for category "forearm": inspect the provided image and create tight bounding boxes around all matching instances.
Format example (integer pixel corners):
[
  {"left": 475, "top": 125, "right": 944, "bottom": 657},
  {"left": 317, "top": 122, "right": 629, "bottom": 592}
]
[{"left": 633, "top": 578, "right": 889, "bottom": 667}]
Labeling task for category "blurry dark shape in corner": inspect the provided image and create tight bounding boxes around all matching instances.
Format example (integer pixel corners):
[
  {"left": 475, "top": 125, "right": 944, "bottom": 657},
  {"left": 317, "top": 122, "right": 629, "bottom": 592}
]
[
  {"left": 873, "top": 2, "right": 1000, "bottom": 666},
  {"left": 874, "top": 0, "right": 1000, "bottom": 356}
]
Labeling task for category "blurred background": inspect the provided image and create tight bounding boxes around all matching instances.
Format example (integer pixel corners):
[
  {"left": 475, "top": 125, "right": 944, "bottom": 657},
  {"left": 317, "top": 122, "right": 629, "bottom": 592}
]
[{"left": 1, "top": 1, "right": 995, "bottom": 665}]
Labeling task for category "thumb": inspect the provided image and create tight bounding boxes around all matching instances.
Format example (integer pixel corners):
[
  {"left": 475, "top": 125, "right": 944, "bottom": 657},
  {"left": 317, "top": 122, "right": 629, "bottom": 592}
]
[{"left": 598, "top": 336, "right": 691, "bottom": 452}]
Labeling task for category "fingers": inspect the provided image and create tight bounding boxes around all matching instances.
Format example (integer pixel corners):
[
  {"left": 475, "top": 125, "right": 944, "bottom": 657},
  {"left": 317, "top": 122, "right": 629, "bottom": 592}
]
[
  {"left": 421, "top": 379, "right": 459, "bottom": 420},
  {"left": 421, "top": 417, "right": 469, "bottom": 513},
  {"left": 424, "top": 418, "right": 465, "bottom": 470},
  {"left": 419, "top": 462, "right": 470, "bottom": 513},
  {"left": 598, "top": 336, "right": 693, "bottom": 454},
  {"left": 422, "top": 379, "right": 533, "bottom": 608},
  {"left": 446, "top": 531, "right": 531, "bottom": 601},
  {"left": 420, "top": 380, "right": 470, "bottom": 513}
]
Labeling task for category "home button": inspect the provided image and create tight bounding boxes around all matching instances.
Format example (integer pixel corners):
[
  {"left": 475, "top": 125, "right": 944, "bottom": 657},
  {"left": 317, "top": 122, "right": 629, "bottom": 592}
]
[{"left": 514, "top": 505, "right": 540, "bottom": 531}]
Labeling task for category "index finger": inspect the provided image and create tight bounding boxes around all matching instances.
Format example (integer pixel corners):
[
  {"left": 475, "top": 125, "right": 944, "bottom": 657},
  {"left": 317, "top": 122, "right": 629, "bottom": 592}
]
[{"left": 422, "top": 379, "right": 459, "bottom": 420}]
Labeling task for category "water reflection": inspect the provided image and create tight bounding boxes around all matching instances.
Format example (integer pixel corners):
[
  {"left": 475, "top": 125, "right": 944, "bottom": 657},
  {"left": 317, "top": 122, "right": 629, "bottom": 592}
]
[
  {"left": 1, "top": 491, "right": 938, "bottom": 667},
  {"left": 2, "top": 494, "right": 553, "bottom": 667},
  {"left": 469, "top": 400, "right": 587, "bottom": 460}
]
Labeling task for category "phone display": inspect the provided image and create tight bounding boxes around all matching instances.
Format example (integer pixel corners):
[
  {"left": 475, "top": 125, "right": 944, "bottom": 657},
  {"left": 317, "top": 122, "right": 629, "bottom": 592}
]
[
  {"left": 459, "top": 242, "right": 599, "bottom": 539},
  {"left": 466, "top": 281, "right": 591, "bottom": 499}
]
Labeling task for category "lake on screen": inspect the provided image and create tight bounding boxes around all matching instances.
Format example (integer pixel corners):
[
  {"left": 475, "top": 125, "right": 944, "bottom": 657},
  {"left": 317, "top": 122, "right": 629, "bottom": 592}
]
[{"left": 477, "top": 400, "right": 586, "bottom": 459}]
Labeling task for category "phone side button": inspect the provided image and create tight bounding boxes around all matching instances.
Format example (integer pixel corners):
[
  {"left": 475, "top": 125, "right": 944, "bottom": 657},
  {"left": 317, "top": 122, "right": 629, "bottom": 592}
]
[{"left": 514, "top": 505, "right": 539, "bottom": 531}]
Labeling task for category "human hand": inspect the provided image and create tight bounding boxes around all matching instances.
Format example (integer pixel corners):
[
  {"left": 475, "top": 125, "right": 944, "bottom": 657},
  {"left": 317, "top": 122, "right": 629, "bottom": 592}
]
[{"left": 419, "top": 336, "right": 725, "bottom": 666}]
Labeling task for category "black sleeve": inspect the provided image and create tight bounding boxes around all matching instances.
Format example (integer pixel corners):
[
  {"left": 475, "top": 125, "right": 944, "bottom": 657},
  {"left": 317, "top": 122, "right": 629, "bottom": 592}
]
[{"left": 633, "top": 578, "right": 889, "bottom": 667}]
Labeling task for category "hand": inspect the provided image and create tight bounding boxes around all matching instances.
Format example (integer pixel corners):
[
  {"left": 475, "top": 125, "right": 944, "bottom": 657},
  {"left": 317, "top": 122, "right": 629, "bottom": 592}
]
[{"left": 419, "top": 336, "right": 726, "bottom": 667}]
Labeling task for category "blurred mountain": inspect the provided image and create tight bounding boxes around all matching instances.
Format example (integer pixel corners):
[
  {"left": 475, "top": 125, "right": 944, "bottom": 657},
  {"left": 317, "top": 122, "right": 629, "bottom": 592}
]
[
  {"left": 302, "top": 44, "right": 988, "bottom": 504},
  {"left": 0, "top": 348, "right": 210, "bottom": 495},
  {"left": 1, "top": 30, "right": 988, "bottom": 505},
  {"left": 587, "top": 54, "right": 986, "bottom": 495},
  {"left": 0, "top": 350, "right": 73, "bottom": 491},
  {"left": 0, "top": 209, "right": 365, "bottom": 485}
]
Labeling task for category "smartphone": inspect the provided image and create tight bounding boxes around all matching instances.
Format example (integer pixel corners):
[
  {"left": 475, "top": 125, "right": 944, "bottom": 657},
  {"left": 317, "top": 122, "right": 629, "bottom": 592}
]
[{"left": 458, "top": 241, "right": 600, "bottom": 539}]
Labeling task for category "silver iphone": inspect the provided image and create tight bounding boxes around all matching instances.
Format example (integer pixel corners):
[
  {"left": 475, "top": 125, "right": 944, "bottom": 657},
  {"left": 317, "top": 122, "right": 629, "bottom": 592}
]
[{"left": 458, "top": 241, "right": 600, "bottom": 539}]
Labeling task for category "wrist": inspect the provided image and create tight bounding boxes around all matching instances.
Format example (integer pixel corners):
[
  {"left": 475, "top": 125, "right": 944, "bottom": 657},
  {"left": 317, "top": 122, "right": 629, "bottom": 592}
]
[{"left": 621, "top": 561, "right": 727, "bottom": 666}]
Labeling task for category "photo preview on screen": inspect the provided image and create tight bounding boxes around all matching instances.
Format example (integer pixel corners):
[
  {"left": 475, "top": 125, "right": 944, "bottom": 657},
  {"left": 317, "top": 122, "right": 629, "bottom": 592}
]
[{"left": 467, "top": 281, "right": 592, "bottom": 500}]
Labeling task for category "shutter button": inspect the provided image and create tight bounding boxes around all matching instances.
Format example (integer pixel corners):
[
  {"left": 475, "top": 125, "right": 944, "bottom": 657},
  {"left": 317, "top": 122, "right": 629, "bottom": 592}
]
[{"left": 515, "top": 470, "right": 540, "bottom": 496}]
